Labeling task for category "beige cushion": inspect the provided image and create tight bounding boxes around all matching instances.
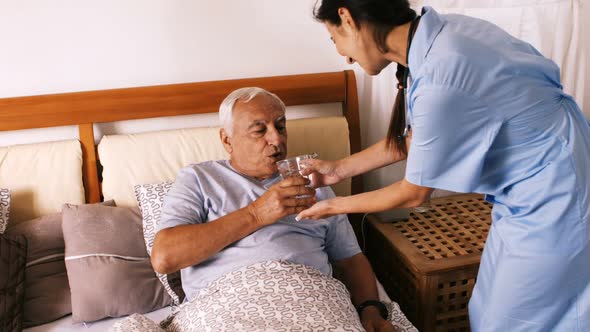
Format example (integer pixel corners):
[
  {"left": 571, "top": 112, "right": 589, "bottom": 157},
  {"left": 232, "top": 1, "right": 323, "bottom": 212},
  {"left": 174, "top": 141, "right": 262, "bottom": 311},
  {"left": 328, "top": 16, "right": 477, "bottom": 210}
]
[
  {"left": 99, "top": 127, "right": 228, "bottom": 207},
  {"left": 286, "top": 117, "right": 351, "bottom": 198},
  {"left": 99, "top": 116, "right": 351, "bottom": 207},
  {"left": 62, "top": 204, "right": 171, "bottom": 323},
  {"left": 0, "top": 140, "right": 85, "bottom": 224}
]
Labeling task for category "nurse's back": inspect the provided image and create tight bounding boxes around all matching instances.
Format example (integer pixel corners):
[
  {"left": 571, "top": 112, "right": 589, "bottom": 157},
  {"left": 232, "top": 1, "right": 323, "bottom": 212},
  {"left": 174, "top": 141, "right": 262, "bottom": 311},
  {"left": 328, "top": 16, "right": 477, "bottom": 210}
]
[{"left": 418, "top": 10, "right": 590, "bottom": 251}]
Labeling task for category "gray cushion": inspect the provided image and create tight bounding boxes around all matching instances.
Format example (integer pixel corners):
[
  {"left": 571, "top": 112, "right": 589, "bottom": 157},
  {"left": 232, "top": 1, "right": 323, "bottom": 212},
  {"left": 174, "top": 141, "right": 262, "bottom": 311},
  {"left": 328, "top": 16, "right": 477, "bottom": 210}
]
[
  {"left": 0, "top": 234, "right": 27, "bottom": 332},
  {"left": 62, "top": 203, "right": 171, "bottom": 323},
  {"left": 6, "top": 200, "right": 115, "bottom": 327}
]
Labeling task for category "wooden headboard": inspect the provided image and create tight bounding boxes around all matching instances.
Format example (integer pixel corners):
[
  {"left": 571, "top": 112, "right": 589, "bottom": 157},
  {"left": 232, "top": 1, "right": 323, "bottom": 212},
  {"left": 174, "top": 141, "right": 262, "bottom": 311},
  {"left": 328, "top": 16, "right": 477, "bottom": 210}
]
[{"left": 0, "top": 70, "right": 362, "bottom": 204}]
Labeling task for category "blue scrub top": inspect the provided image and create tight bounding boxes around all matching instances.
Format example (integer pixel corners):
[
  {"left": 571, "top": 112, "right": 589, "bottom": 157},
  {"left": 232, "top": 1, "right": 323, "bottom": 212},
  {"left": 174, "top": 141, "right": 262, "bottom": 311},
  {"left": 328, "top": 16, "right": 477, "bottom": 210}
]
[{"left": 405, "top": 7, "right": 590, "bottom": 331}]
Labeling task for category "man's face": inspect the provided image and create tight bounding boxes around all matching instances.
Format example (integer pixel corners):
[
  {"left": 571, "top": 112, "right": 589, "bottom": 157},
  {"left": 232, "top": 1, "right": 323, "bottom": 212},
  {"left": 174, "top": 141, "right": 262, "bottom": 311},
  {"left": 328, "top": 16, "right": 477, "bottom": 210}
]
[{"left": 222, "top": 93, "right": 287, "bottom": 180}]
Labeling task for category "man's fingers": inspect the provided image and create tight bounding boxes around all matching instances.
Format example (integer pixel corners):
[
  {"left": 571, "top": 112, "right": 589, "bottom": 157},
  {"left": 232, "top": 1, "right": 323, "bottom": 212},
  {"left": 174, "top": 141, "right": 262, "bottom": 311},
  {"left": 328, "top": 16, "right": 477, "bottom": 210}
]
[
  {"left": 278, "top": 185, "right": 315, "bottom": 198},
  {"left": 363, "top": 324, "right": 375, "bottom": 332},
  {"left": 284, "top": 196, "right": 316, "bottom": 208},
  {"left": 278, "top": 176, "right": 310, "bottom": 187}
]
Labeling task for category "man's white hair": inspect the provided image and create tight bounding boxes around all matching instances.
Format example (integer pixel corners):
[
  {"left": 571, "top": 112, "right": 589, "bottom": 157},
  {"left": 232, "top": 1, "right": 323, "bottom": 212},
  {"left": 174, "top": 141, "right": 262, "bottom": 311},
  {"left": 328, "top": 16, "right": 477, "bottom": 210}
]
[{"left": 219, "top": 87, "right": 286, "bottom": 136}]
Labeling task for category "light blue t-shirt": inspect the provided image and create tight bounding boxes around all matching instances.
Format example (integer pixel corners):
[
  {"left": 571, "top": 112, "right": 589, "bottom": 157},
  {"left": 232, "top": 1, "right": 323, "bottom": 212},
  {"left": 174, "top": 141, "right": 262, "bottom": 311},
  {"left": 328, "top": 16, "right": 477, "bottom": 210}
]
[
  {"left": 405, "top": 7, "right": 590, "bottom": 330},
  {"left": 158, "top": 160, "right": 361, "bottom": 301}
]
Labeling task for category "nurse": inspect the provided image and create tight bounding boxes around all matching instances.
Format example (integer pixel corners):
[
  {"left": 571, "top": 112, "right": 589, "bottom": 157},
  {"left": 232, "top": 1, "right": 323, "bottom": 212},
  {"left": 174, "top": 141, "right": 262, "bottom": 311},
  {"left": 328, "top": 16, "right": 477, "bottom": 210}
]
[{"left": 297, "top": 0, "right": 590, "bottom": 331}]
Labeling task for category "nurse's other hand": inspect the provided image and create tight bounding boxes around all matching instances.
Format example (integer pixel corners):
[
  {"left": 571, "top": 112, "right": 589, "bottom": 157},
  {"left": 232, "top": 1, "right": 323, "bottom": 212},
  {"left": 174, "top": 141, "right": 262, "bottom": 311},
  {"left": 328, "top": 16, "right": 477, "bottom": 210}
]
[
  {"left": 295, "top": 198, "right": 338, "bottom": 221},
  {"left": 299, "top": 159, "right": 343, "bottom": 188}
]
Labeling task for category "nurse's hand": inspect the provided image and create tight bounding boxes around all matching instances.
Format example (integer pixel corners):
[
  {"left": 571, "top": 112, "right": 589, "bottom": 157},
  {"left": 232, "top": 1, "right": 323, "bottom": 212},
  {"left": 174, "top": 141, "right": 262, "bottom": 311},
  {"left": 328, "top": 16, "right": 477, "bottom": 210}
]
[
  {"left": 295, "top": 197, "right": 340, "bottom": 221},
  {"left": 299, "top": 159, "right": 343, "bottom": 188}
]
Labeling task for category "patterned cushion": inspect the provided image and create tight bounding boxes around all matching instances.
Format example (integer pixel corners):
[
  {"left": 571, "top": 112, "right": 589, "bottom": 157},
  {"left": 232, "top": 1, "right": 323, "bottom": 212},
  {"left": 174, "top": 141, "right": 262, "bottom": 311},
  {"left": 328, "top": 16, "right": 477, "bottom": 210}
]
[
  {"left": 134, "top": 182, "right": 184, "bottom": 305},
  {"left": 0, "top": 234, "right": 27, "bottom": 332},
  {"left": 0, "top": 188, "right": 10, "bottom": 234}
]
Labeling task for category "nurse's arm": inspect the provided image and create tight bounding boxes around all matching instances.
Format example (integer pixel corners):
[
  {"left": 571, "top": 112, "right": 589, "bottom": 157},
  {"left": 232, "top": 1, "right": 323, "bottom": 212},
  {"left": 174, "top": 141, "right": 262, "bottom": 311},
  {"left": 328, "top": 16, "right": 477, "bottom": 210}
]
[
  {"left": 296, "top": 179, "right": 432, "bottom": 220},
  {"left": 335, "top": 137, "right": 409, "bottom": 179}
]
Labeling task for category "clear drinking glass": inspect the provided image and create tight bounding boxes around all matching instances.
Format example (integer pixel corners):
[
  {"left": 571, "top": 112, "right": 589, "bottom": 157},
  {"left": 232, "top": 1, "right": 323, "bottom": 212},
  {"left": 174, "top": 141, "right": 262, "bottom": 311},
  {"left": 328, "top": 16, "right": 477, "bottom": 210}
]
[{"left": 276, "top": 153, "right": 318, "bottom": 197}]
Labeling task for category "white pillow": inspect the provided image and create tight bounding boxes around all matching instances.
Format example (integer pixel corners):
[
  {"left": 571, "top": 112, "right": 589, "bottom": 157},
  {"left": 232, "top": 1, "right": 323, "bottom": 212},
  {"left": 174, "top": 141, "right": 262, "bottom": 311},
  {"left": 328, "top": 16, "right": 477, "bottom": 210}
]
[
  {"left": 133, "top": 182, "right": 182, "bottom": 305},
  {"left": 0, "top": 188, "right": 9, "bottom": 234}
]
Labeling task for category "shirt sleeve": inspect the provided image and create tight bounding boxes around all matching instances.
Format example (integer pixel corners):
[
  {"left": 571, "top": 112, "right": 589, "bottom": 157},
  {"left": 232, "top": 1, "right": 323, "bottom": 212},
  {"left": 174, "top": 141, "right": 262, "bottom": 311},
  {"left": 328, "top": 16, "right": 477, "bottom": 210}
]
[
  {"left": 320, "top": 187, "right": 362, "bottom": 261},
  {"left": 158, "top": 166, "right": 207, "bottom": 232},
  {"left": 406, "top": 84, "right": 500, "bottom": 193}
]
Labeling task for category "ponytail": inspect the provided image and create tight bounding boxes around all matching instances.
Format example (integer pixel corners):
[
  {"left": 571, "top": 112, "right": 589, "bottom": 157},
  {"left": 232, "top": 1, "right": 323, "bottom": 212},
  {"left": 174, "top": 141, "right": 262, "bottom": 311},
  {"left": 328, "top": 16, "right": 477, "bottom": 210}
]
[{"left": 386, "top": 63, "right": 408, "bottom": 155}]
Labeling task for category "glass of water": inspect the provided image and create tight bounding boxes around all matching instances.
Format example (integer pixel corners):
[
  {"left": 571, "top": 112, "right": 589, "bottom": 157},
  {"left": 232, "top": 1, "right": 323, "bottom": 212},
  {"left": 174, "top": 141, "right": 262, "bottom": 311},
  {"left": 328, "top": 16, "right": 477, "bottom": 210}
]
[{"left": 276, "top": 153, "right": 318, "bottom": 197}]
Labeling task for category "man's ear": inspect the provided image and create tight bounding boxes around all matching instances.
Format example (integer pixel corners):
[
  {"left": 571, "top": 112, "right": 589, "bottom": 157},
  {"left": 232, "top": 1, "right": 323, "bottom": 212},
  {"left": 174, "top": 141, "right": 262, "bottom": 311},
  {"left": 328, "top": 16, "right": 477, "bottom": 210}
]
[
  {"left": 338, "top": 7, "right": 358, "bottom": 33},
  {"left": 220, "top": 128, "right": 233, "bottom": 154}
]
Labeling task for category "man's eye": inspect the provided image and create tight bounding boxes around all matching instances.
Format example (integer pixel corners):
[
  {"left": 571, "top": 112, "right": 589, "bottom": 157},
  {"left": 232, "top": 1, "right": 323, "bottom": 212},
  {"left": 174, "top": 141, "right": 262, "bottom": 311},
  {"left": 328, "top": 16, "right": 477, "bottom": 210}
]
[{"left": 277, "top": 126, "right": 286, "bottom": 132}]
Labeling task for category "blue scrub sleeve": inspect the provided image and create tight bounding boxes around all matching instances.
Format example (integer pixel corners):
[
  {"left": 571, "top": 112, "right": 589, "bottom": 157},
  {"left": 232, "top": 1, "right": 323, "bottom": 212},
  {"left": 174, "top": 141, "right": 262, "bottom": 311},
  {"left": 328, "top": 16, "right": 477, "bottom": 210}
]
[
  {"left": 159, "top": 167, "right": 206, "bottom": 231},
  {"left": 406, "top": 85, "right": 500, "bottom": 193}
]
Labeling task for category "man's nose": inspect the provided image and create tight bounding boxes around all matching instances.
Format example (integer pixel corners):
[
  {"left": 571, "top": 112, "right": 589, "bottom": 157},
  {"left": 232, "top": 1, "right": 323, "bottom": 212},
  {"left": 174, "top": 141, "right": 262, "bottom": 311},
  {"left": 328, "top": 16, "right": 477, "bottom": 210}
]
[
  {"left": 346, "top": 56, "right": 355, "bottom": 64},
  {"left": 266, "top": 126, "right": 283, "bottom": 145}
]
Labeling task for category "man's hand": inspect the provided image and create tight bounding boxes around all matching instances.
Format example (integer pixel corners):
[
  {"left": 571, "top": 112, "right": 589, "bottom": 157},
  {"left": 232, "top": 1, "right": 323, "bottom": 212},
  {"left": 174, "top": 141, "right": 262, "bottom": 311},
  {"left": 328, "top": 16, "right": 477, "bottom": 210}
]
[
  {"left": 361, "top": 307, "right": 398, "bottom": 332},
  {"left": 248, "top": 176, "right": 316, "bottom": 226}
]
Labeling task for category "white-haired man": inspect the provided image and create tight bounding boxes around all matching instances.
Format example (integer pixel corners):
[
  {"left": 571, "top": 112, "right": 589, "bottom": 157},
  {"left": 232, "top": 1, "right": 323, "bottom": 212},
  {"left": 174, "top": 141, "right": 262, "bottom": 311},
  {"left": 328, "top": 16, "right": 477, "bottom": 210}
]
[{"left": 151, "top": 87, "right": 398, "bottom": 332}]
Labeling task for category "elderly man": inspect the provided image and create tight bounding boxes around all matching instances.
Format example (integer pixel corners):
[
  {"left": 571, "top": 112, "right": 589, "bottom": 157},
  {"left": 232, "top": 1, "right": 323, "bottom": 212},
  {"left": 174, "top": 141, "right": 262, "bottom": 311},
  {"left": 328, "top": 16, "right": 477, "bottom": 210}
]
[{"left": 151, "top": 87, "right": 397, "bottom": 332}]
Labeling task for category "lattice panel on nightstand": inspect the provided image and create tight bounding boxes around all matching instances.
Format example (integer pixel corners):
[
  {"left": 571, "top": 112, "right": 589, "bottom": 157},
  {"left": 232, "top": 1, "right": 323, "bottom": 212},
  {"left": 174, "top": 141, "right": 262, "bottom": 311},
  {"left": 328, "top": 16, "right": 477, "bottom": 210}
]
[
  {"left": 435, "top": 275, "right": 476, "bottom": 332},
  {"left": 393, "top": 196, "right": 492, "bottom": 260},
  {"left": 365, "top": 225, "right": 420, "bottom": 323}
]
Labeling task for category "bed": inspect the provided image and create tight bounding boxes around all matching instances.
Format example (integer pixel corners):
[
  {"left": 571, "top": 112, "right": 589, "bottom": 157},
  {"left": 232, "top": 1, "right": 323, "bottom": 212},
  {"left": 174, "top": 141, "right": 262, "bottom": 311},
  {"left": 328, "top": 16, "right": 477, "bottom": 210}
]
[{"left": 0, "top": 71, "right": 415, "bottom": 331}]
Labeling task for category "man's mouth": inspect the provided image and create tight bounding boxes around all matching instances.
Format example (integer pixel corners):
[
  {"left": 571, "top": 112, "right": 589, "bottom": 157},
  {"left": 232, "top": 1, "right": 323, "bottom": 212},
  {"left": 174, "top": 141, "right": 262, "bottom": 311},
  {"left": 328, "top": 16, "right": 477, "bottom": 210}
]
[{"left": 269, "top": 151, "right": 283, "bottom": 160}]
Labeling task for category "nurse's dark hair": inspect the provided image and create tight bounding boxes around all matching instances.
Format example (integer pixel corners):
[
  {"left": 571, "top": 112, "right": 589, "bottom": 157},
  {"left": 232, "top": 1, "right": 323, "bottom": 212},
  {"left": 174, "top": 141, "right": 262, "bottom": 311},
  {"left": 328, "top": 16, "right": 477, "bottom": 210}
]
[{"left": 314, "top": 0, "right": 416, "bottom": 155}]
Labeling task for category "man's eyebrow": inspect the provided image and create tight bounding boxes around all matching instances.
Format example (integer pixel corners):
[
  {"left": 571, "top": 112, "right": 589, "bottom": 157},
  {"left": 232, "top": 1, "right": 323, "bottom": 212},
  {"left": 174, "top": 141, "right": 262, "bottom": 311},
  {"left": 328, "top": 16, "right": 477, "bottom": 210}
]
[{"left": 275, "top": 116, "right": 286, "bottom": 123}]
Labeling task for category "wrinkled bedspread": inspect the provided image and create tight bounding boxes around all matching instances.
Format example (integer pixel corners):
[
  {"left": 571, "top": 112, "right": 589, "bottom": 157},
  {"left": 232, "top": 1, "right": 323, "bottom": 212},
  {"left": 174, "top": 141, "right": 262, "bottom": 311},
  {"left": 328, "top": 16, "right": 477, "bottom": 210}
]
[{"left": 110, "top": 260, "right": 417, "bottom": 332}]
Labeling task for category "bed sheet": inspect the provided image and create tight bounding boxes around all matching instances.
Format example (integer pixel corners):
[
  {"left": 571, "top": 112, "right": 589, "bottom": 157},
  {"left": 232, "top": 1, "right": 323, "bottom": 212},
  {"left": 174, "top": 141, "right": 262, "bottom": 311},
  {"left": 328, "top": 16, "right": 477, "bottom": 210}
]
[{"left": 23, "top": 306, "right": 173, "bottom": 332}]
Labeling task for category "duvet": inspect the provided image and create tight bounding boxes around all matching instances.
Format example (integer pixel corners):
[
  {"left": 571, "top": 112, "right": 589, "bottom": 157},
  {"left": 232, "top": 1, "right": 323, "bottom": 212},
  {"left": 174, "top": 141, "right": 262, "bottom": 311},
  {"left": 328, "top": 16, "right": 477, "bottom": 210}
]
[{"left": 110, "top": 260, "right": 417, "bottom": 332}]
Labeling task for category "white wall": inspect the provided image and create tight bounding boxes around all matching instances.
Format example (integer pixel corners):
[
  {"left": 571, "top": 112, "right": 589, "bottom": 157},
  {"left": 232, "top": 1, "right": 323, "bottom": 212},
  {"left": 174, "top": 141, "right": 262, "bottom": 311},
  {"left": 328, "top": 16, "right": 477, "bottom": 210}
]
[
  {"left": 0, "top": 0, "right": 588, "bottom": 196},
  {"left": 0, "top": 0, "right": 354, "bottom": 144}
]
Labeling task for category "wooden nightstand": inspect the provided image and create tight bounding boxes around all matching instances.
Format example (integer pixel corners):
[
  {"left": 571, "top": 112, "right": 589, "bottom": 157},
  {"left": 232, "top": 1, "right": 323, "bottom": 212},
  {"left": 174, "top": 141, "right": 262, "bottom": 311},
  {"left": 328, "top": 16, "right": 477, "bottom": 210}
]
[{"left": 364, "top": 194, "right": 492, "bottom": 332}]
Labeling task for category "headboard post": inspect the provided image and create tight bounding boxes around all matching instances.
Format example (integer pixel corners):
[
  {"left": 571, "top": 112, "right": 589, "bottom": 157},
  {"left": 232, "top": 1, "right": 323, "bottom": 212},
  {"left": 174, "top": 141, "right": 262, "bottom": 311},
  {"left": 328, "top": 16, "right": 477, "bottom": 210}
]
[{"left": 78, "top": 123, "right": 101, "bottom": 203}]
